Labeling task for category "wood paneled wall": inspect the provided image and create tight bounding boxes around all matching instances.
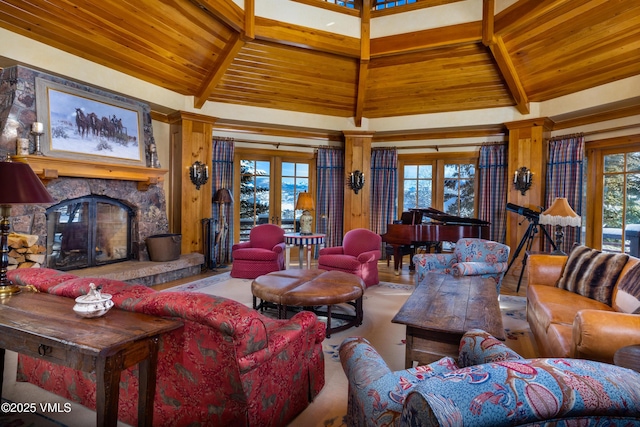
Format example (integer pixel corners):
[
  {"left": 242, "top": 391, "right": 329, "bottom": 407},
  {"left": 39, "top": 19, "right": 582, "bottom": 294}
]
[
  {"left": 343, "top": 131, "right": 374, "bottom": 232},
  {"left": 169, "top": 112, "right": 216, "bottom": 254},
  {"left": 505, "top": 118, "right": 553, "bottom": 264}
]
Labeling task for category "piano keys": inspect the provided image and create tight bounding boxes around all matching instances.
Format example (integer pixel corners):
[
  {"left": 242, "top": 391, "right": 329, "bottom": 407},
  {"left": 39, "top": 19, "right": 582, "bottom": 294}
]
[{"left": 381, "top": 207, "right": 490, "bottom": 274}]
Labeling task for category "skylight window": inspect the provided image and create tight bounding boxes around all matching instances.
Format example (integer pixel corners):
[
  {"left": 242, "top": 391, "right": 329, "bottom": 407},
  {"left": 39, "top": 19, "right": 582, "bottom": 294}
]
[{"left": 373, "top": 0, "right": 418, "bottom": 9}]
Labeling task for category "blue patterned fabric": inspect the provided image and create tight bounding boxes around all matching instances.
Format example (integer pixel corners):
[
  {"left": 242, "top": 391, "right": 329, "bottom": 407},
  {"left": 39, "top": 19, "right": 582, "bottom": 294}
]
[
  {"left": 340, "top": 330, "right": 640, "bottom": 427},
  {"left": 413, "top": 238, "right": 510, "bottom": 294},
  {"left": 401, "top": 358, "right": 640, "bottom": 427},
  {"left": 339, "top": 330, "right": 524, "bottom": 427}
]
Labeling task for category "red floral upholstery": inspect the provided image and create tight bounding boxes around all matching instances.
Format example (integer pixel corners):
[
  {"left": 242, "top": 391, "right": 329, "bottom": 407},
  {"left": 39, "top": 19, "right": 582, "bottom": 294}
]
[
  {"left": 318, "top": 228, "right": 382, "bottom": 287},
  {"left": 231, "top": 223, "right": 286, "bottom": 279},
  {"left": 7, "top": 268, "right": 325, "bottom": 427}
]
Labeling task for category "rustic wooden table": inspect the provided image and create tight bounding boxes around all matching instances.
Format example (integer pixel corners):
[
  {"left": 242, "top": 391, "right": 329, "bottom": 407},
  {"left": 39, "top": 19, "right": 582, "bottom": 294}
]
[
  {"left": 614, "top": 345, "right": 640, "bottom": 373},
  {"left": 0, "top": 291, "right": 183, "bottom": 427},
  {"left": 392, "top": 273, "right": 505, "bottom": 368}
]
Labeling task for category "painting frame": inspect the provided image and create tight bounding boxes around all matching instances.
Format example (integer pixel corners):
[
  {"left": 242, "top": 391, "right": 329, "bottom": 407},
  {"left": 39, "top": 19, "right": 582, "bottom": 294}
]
[{"left": 35, "top": 77, "right": 145, "bottom": 166}]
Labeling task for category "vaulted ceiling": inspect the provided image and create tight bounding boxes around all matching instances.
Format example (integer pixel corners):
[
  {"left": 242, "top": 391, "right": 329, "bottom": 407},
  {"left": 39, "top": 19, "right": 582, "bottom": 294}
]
[{"left": 0, "top": 0, "right": 639, "bottom": 130}]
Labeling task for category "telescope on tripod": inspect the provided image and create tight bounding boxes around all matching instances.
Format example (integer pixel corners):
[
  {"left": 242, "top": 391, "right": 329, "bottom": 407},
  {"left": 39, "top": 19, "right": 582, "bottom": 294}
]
[{"left": 505, "top": 203, "right": 557, "bottom": 292}]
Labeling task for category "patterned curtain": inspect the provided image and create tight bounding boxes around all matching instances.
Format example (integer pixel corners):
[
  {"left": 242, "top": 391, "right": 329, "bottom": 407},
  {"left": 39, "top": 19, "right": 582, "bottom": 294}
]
[
  {"left": 544, "top": 134, "right": 584, "bottom": 252},
  {"left": 316, "top": 147, "right": 344, "bottom": 248},
  {"left": 370, "top": 148, "right": 398, "bottom": 235},
  {"left": 211, "top": 137, "right": 234, "bottom": 264},
  {"left": 478, "top": 143, "right": 508, "bottom": 243}
]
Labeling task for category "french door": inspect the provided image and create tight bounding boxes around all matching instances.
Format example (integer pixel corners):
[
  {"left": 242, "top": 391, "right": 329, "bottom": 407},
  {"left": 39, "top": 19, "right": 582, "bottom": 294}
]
[
  {"left": 234, "top": 150, "right": 315, "bottom": 242},
  {"left": 586, "top": 141, "right": 640, "bottom": 256}
]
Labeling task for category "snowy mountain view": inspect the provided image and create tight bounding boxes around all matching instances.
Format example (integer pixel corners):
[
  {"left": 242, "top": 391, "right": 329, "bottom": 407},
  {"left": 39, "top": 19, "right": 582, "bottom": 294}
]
[{"left": 47, "top": 88, "right": 141, "bottom": 161}]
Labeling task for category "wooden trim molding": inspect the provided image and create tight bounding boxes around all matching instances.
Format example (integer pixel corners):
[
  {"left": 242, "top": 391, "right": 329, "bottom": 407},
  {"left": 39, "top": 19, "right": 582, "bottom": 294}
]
[{"left": 13, "top": 155, "right": 168, "bottom": 191}]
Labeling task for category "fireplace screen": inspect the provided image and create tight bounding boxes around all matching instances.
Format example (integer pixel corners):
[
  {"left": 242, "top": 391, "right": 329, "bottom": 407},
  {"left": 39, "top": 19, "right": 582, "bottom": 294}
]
[{"left": 46, "top": 196, "right": 134, "bottom": 270}]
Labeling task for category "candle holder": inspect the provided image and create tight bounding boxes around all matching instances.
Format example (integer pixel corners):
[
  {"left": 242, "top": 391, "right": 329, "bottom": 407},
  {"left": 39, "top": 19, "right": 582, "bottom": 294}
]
[
  {"left": 189, "top": 161, "right": 209, "bottom": 190},
  {"left": 513, "top": 166, "right": 532, "bottom": 195},
  {"left": 30, "top": 122, "right": 44, "bottom": 156}
]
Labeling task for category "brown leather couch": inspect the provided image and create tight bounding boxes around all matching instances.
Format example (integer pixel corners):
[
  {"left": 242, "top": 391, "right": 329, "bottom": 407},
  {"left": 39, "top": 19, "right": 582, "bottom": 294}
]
[{"left": 527, "top": 253, "right": 640, "bottom": 363}]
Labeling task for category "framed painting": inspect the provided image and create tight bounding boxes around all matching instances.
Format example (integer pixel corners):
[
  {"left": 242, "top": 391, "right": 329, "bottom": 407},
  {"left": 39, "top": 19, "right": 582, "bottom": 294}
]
[{"left": 35, "top": 77, "right": 145, "bottom": 165}]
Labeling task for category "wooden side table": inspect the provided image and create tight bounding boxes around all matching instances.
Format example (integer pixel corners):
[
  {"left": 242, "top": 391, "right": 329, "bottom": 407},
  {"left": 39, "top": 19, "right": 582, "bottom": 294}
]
[
  {"left": 0, "top": 291, "right": 183, "bottom": 427},
  {"left": 614, "top": 345, "right": 640, "bottom": 372}
]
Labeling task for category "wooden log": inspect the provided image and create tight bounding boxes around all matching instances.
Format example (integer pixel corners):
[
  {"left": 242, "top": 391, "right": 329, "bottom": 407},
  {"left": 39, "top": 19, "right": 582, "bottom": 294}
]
[{"left": 26, "top": 254, "right": 46, "bottom": 264}]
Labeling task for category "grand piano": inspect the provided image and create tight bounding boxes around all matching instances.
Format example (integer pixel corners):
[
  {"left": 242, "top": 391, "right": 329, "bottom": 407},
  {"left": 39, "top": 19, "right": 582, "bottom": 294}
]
[{"left": 381, "top": 207, "right": 490, "bottom": 274}]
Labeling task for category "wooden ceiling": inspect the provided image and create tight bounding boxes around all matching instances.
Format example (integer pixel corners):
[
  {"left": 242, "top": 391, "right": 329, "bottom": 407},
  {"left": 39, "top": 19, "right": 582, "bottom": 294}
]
[{"left": 0, "top": 0, "right": 639, "bottom": 128}]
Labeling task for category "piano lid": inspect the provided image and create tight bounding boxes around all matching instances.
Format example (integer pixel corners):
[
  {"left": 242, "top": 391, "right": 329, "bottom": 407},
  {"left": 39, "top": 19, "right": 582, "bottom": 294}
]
[{"left": 410, "top": 207, "right": 490, "bottom": 226}]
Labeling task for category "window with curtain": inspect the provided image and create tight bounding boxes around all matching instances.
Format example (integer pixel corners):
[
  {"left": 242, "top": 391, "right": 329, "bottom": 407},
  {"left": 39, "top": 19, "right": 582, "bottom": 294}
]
[{"left": 399, "top": 155, "right": 478, "bottom": 218}]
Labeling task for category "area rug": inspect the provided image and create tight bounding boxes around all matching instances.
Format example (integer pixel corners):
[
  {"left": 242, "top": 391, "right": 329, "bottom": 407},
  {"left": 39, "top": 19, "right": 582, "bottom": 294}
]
[{"left": 166, "top": 272, "right": 537, "bottom": 427}]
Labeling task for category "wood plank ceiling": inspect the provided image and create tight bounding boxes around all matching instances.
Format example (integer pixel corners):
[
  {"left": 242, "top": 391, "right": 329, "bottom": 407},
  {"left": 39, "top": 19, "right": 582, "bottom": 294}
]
[{"left": 1, "top": 0, "right": 639, "bottom": 129}]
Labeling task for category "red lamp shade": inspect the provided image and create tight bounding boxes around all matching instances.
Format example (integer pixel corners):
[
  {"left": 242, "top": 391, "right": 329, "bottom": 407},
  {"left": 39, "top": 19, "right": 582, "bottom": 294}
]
[{"left": 0, "top": 161, "right": 55, "bottom": 205}]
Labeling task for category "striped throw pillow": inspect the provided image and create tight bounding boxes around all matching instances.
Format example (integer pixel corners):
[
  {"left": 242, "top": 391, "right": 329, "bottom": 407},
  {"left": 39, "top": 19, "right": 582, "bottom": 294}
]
[{"left": 556, "top": 245, "right": 629, "bottom": 305}]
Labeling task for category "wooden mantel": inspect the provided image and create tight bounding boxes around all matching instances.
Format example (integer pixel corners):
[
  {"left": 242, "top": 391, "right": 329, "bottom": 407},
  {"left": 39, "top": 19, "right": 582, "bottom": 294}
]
[{"left": 13, "top": 155, "right": 168, "bottom": 191}]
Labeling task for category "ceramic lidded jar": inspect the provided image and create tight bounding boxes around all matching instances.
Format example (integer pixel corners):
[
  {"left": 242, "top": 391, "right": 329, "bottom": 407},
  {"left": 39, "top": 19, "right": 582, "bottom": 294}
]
[{"left": 73, "top": 283, "right": 114, "bottom": 318}]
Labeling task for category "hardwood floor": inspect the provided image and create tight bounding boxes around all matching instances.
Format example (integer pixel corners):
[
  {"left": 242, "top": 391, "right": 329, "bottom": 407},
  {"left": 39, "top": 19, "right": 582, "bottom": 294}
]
[{"left": 153, "top": 254, "right": 528, "bottom": 297}]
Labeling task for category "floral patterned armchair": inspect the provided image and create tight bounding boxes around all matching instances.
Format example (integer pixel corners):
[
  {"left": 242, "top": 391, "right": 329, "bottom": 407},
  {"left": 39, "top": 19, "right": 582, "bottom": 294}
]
[
  {"left": 339, "top": 329, "right": 640, "bottom": 427},
  {"left": 8, "top": 267, "right": 325, "bottom": 427},
  {"left": 413, "top": 238, "right": 510, "bottom": 294}
]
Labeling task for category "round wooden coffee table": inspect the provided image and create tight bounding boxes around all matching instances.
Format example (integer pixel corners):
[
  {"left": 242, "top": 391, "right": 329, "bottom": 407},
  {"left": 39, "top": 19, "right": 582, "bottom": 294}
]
[{"left": 252, "top": 269, "right": 365, "bottom": 338}]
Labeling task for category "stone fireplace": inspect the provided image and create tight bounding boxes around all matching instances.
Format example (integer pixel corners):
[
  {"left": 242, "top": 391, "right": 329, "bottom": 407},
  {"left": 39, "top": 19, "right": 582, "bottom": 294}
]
[{"left": 1, "top": 65, "right": 204, "bottom": 285}]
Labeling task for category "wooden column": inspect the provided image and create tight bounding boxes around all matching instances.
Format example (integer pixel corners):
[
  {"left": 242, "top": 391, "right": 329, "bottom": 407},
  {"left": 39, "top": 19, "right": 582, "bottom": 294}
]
[
  {"left": 343, "top": 131, "right": 374, "bottom": 232},
  {"left": 168, "top": 112, "right": 216, "bottom": 255},
  {"left": 505, "top": 118, "right": 553, "bottom": 265}
]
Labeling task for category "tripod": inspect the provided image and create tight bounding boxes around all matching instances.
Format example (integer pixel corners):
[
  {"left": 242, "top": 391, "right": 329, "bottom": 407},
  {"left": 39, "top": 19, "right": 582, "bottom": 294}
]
[{"left": 506, "top": 217, "right": 557, "bottom": 293}]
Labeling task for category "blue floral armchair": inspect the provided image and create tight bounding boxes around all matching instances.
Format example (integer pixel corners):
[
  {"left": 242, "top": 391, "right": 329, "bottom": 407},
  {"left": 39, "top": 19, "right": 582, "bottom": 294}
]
[
  {"left": 413, "top": 238, "right": 510, "bottom": 294},
  {"left": 339, "top": 329, "right": 640, "bottom": 427}
]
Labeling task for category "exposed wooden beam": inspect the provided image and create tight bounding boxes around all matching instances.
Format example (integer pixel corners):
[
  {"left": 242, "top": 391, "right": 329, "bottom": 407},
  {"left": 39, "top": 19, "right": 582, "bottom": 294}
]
[
  {"left": 373, "top": 124, "right": 507, "bottom": 142},
  {"left": 254, "top": 17, "right": 361, "bottom": 58},
  {"left": 370, "top": 21, "right": 482, "bottom": 57},
  {"left": 355, "top": 61, "right": 369, "bottom": 128},
  {"left": 355, "top": 0, "right": 371, "bottom": 127},
  {"left": 482, "top": 0, "right": 494, "bottom": 46},
  {"left": 488, "top": 36, "right": 530, "bottom": 115},
  {"left": 194, "top": 33, "right": 246, "bottom": 109},
  {"left": 191, "top": 0, "right": 244, "bottom": 32},
  {"left": 244, "top": 0, "right": 255, "bottom": 39}
]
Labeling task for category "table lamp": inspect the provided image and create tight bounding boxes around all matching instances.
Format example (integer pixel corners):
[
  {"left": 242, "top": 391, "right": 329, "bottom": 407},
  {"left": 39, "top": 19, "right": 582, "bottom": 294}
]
[
  {"left": 0, "top": 159, "right": 55, "bottom": 295},
  {"left": 296, "top": 192, "right": 314, "bottom": 235},
  {"left": 213, "top": 188, "right": 232, "bottom": 266},
  {"left": 539, "top": 197, "right": 581, "bottom": 255}
]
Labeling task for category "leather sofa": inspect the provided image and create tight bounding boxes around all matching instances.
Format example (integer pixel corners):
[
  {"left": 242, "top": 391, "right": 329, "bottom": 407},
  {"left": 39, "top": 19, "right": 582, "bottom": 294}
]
[
  {"left": 527, "top": 248, "right": 640, "bottom": 363},
  {"left": 7, "top": 267, "right": 325, "bottom": 427},
  {"left": 339, "top": 329, "right": 640, "bottom": 427}
]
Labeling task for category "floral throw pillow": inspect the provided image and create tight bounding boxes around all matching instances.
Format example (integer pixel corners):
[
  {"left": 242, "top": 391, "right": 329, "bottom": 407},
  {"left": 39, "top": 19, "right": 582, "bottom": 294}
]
[{"left": 556, "top": 245, "right": 628, "bottom": 306}]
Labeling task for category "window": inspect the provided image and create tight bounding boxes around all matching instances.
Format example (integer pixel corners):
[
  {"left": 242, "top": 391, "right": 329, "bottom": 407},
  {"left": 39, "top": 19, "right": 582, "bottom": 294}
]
[
  {"left": 399, "top": 155, "right": 478, "bottom": 218},
  {"left": 281, "top": 162, "right": 310, "bottom": 233},
  {"left": 373, "top": 0, "right": 417, "bottom": 10},
  {"left": 236, "top": 151, "right": 316, "bottom": 242},
  {"left": 403, "top": 164, "right": 432, "bottom": 211},
  {"left": 602, "top": 150, "right": 640, "bottom": 255},
  {"left": 444, "top": 163, "right": 475, "bottom": 217}
]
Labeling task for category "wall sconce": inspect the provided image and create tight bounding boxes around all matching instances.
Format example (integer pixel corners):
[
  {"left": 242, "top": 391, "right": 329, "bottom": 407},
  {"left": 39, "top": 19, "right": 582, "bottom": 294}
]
[
  {"left": 348, "top": 170, "right": 365, "bottom": 194},
  {"left": 190, "top": 161, "right": 209, "bottom": 190},
  {"left": 513, "top": 167, "right": 532, "bottom": 195}
]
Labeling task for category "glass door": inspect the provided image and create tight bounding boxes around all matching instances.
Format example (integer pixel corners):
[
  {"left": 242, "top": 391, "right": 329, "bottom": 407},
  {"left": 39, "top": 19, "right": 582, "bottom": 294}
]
[
  {"left": 236, "top": 153, "right": 315, "bottom": 242},
  {"left": 239, "top": 159, "right": 272, "bottom": 241},
  {"left": 601, "top": 150, "right": 640, "bottom": 256},
  {"left": 281, "top": 162, "right": 310, "bottom": 233}
]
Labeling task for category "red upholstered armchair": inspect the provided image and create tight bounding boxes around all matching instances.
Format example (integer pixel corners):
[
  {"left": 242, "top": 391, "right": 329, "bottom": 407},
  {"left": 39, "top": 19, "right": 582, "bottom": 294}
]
[
  {"left": 231, "top": 223, "right": 286, "bottom": 279},
  {"left": 318, "top": 228, "right": 382, "bottom": 287}
]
